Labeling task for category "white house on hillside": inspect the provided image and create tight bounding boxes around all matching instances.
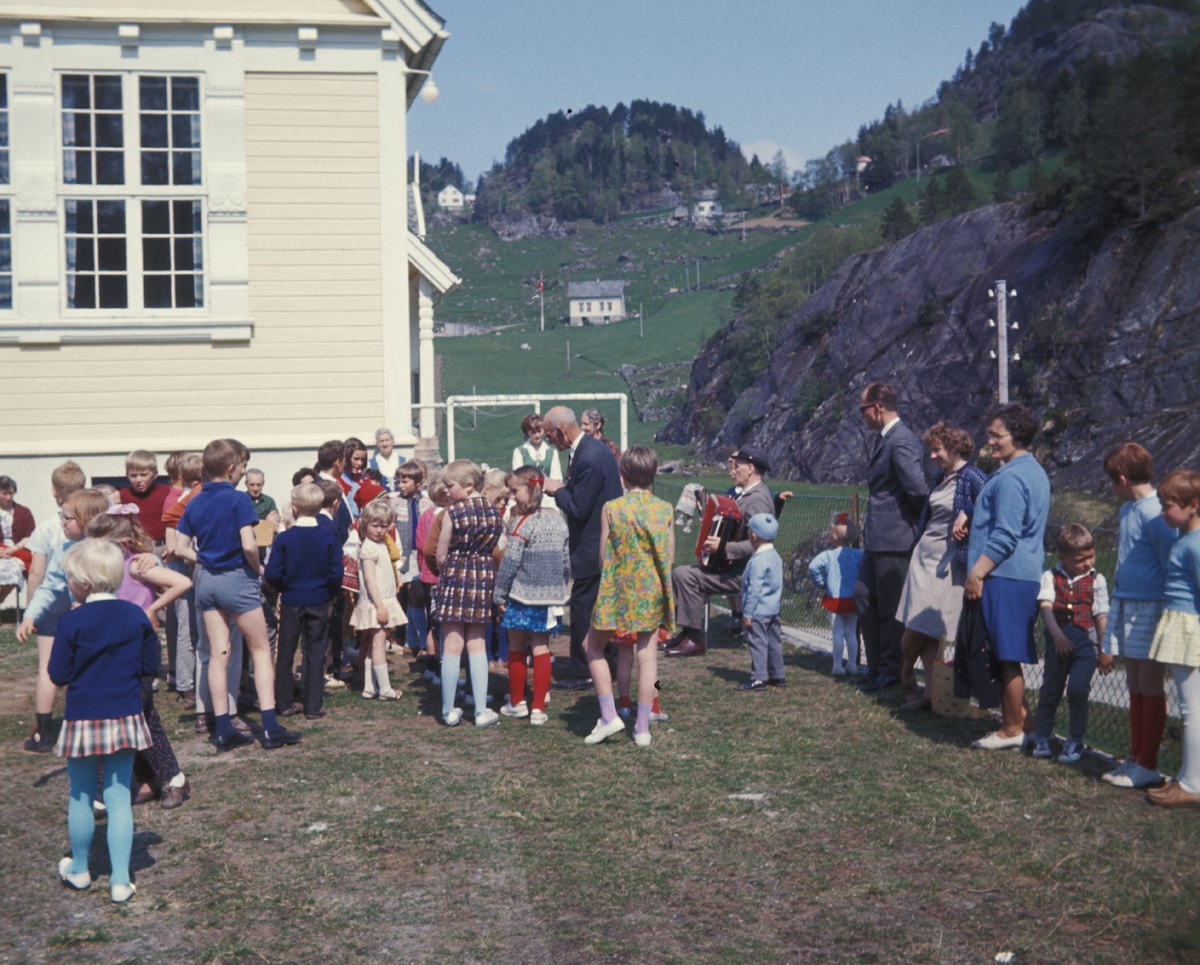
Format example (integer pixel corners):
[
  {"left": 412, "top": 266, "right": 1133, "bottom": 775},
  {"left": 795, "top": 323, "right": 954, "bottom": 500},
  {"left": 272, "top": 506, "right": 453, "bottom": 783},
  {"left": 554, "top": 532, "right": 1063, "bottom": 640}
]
[
  {"left": 0, "top": 0, "right": 459, "bottom": 523},
  {"left": 567, "top": 280, "right": 625, "bottom": 327},
  {"left": 437, "top": 184, "right": 463, "bottom": 209},
  {"left": 692, "top": 189, "right": 723, "bottom": 223}
]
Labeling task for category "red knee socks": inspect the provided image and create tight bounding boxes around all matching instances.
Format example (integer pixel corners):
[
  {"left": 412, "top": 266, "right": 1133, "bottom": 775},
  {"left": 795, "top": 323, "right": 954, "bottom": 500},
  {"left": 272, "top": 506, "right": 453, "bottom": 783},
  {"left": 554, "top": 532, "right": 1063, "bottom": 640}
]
[
  {"left": 1141, "top": 694, "right": 1167, "bottom": 771},
  {"left": 531, "top": 652, "right": 551, "bottom": 711},
  {"left": 508, "top": 653, "right": 527, "bottom": 707},
  {"left": 1129, "top": 692, "right": 1144, "bottom": 765}
]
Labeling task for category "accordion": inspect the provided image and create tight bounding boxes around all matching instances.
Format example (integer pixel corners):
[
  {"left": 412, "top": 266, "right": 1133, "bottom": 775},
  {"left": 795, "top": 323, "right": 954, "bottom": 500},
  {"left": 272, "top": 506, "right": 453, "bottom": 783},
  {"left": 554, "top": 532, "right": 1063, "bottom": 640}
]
[{"left": 695, "top": 493, "right": 743, "bottom": 573}]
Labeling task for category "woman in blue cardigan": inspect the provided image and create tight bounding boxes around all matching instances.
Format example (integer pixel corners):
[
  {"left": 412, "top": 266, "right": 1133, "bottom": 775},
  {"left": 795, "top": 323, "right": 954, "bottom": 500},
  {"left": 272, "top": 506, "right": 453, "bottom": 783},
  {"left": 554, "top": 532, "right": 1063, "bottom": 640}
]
[
  {"left": 964, "top": 403, "right": 1051, "bottom": 749},
  {"left": 50, "top": 539, "right": 159, "bottom": 903}
]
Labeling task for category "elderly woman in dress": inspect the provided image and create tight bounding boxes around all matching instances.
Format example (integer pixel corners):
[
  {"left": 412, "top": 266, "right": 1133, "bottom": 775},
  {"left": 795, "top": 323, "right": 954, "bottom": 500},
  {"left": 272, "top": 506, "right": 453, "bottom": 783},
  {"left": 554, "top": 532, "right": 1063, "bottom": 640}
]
[
  {"left": 896, "top": 425, "right": 988, "bottom": 710},
  {"left": 964, "top": 403, "right": 1051, "bottom": 749}
]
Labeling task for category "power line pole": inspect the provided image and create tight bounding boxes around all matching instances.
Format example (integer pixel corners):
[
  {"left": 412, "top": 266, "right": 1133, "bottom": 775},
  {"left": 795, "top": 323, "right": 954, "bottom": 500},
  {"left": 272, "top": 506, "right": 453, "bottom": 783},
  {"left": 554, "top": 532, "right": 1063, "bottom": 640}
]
[
  {"left": 988, "top": 281, "right": 1018, "bottom": 404},
  {"left": 696, "top": 257, "right": 700, "bottom": 290},
  {"left": 567, "top": 340, "right": 570, "bottom": 375},
  {"left": 639, "top": 301, "right": 643, "bottom": 339},
  {"left": 539, "top": 272, "right": 544, "bottom": 332}
]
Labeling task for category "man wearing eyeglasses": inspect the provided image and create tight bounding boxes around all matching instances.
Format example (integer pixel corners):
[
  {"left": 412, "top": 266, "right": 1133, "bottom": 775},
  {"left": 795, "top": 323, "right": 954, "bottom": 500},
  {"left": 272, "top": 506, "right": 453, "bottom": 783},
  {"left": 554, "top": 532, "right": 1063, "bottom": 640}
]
[{"left": 854, "top": 382, "right": 929, "bottom": 692}]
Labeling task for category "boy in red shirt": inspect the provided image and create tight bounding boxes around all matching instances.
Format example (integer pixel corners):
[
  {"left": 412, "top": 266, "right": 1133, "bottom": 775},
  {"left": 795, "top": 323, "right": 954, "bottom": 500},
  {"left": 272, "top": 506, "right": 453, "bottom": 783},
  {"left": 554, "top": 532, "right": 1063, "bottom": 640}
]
[{"left": 119, "top": 450, "right": 171, "bottom": 546}]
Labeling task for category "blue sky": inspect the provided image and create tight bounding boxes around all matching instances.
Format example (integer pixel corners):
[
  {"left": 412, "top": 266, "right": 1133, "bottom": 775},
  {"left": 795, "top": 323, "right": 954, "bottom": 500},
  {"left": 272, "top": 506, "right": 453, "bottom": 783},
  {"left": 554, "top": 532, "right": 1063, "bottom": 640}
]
[{"left": 407, "top": 0, "right": 1029, "bottom": 185}]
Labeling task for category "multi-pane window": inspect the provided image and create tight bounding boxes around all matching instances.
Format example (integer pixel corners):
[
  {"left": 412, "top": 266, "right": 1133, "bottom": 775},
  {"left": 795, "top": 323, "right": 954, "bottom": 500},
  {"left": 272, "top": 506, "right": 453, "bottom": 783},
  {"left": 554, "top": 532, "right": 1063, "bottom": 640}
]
[
  {"left": 0, "top": 75, "right": 9, "bottom": 184},
  {"left": 139, "top": 77, "right": 201, "bottom": 186},
  {"left": 62, "top": 75, "right": 124, "bottom": 185},
  {"left": 65, "top": 199, "right": 127, "bottom": 309},
  {"left": 0, "top": 201, "right": 11, "bottom": 309},
  {"left": 143, "top": 200, "right": 203, "bottom": 308}
]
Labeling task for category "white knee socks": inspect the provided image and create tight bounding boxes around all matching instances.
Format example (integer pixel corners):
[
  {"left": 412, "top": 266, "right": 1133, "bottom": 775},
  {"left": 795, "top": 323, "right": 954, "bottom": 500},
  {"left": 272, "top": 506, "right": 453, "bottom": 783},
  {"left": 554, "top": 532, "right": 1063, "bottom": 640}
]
[{"left": 1173, "top": 665, "right": 1200, "bottom": 793}]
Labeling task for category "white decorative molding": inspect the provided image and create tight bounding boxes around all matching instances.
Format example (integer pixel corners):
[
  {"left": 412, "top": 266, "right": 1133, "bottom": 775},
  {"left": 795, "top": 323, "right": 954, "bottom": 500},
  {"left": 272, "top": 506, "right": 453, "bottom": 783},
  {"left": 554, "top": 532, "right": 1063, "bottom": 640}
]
[
  {"left": 206, "top": 85, "right": 245, "bottom": 100},
  {"left": 381, "top": 29, "right": 401, "bottom": 52},
  {"left": 12, "top": 82, "right": 55, "bottom": 96},
  {"left": 213, "top": 25, "right": 234, "bottom": 49},
  {"left": 19, "top": 21, "right": 41, "bottom": 44},
  {"left": 1, "top": 323, "right": 254, "bottom": 346},
  {"left": 118, "top": 24, "right": 139, "bottom": 48},
  {"left": 14, "top": 163, "right": 57, "bottom": 218},
  {"left": 298, "top": 26, "right": 318, "bottom": 51},
  {"left": 208, "top": 167, "right": 248, "bottom": 218}
]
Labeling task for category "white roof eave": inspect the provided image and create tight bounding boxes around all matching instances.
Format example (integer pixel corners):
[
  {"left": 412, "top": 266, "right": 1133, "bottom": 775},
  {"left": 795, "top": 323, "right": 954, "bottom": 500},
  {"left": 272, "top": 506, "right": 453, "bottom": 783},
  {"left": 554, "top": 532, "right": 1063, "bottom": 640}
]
[{"left": 408, "top": 231, "right": 461, "bottom": 296}]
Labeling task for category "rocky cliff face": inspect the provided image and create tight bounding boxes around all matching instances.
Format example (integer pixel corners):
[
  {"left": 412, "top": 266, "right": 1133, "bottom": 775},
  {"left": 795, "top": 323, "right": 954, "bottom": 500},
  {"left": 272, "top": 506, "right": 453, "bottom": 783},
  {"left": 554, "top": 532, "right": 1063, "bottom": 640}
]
[{"left": 660, "top": 203, "right": 1200, "bottom": 490}]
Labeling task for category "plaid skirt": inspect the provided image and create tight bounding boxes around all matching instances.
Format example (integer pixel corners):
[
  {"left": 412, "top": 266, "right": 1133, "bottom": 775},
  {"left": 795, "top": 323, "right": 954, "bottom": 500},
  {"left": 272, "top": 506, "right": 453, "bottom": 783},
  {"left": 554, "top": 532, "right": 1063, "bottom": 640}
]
[
  {"left": 1148, "top": 608, "right": 1200, "bottom": 668},
  {"left": 55, "top": 713, "right": 153, "bottom": 758}
]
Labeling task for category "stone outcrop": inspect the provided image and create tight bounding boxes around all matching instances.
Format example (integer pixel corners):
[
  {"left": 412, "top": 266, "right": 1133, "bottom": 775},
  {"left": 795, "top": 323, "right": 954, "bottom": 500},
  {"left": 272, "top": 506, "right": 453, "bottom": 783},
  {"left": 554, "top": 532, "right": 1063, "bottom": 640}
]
[{"left": 660, "top": 202, "right": 1200, "bottom": 490}]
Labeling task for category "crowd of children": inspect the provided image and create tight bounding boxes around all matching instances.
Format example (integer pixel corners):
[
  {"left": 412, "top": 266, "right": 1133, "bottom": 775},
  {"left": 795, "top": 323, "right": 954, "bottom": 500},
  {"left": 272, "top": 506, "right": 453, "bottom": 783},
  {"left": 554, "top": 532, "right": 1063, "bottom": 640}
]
[{"left": 6, "top": 423, "right": 1200, "bottom": 903}]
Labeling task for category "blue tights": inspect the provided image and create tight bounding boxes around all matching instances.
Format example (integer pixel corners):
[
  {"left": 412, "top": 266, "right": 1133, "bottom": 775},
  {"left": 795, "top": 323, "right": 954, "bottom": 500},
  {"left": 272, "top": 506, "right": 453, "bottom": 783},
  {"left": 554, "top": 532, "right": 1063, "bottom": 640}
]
[{"left": 65, "top": 749, "right": 135, "bottom": 887}]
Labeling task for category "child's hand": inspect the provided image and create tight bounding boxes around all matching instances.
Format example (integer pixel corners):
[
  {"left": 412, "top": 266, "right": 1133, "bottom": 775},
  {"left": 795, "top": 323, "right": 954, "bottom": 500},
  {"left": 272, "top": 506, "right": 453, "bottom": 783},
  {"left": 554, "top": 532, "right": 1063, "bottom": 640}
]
[
  {"left": 131, "top": 553, "right": 158, "bottom": 575},
  {"left": 16, "top": 616, "right": 35, "bottom": 643},
  {"left": 1098, "top": 651, "right": 1114, "bottom": 675},
  {"left": 145, "top": 607, "right": 160, "bottom": 631},
  {"left": 743, "top": 617, "right": 752, "bottom": 629},
  {"left": 376, "top": 604, "right": 389, "bottom": 626},
  {"left": 1053, "top": 633, "right": 1073, "bottom": 659}
]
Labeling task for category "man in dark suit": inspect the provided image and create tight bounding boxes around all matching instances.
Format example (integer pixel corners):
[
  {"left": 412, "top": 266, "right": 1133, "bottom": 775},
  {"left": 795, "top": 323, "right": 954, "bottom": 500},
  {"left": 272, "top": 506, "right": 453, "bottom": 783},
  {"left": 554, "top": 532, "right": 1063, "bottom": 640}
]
[
  {"left": 663, "top": 447, "right": 777, "bottom": 658},
  {"left": 542, "top": 406, "right": 624, "bottom": 690},
  {"left": 853, "top": 382, "right": 928, "bottom": 692}
]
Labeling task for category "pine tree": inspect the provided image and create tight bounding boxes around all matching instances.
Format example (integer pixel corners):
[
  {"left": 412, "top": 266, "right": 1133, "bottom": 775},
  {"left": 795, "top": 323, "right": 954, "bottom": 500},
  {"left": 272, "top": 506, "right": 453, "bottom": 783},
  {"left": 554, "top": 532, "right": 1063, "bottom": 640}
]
[
  {"left": 944, "top": 165, "right": 979, "bottom": 215},
  {"left": 919, "top": 177, "right": 943, "bottom": 226},
  {"left": 993, "top": 166, "right": 1013, "bottom": 203},
  {"left": 880, "top": 196, "right": 916, "bottom": 242}
]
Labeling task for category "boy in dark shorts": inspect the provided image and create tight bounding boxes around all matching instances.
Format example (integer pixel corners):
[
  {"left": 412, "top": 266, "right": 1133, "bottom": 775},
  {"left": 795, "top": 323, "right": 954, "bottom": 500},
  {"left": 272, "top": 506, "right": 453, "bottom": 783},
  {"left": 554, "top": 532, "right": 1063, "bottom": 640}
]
[{"left": 177, "top": 439, "right": 300, "bottom": 752}]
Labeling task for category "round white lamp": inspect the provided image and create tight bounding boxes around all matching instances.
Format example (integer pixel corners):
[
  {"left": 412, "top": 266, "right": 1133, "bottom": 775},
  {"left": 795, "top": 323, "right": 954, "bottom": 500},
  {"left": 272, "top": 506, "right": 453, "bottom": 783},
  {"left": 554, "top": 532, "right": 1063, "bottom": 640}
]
[{"left": 421, "top": 75, "right": 439, "bottom": 104}]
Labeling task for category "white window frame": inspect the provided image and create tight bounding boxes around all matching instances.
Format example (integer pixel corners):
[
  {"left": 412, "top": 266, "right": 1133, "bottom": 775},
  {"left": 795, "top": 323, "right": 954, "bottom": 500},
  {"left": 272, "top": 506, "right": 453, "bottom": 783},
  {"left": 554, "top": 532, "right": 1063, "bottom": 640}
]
[{"left": 57, "top": 72, "right": 208, "bottom": 318}]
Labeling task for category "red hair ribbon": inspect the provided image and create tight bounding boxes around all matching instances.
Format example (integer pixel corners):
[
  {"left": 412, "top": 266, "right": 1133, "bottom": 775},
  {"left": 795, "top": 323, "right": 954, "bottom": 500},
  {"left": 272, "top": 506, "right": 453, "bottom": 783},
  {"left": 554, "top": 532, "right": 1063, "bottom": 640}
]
[
  {"left": 833, "top": 512, "right": 850, "bottom": 526},
  {"left": 527, "top": 473, "right": 545, "bottom": 488}
]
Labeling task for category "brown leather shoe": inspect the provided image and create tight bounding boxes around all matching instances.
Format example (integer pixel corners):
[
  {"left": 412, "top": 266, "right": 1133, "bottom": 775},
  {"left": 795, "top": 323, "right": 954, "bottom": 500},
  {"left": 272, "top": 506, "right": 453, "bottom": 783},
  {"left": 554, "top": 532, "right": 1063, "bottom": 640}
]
[
  {"left": 278, "top": 703, "right": 304, "bottom": 718},
  {"left": 132, "top": 783, "right": 157, "bottom": 806},
  {"left": 195, "top": 714, "right": 212, "bottom": 736},
  {"left": 666, "top": 638, "right": 706, "bottom": 657},
  {"left": 660, "top": 631, "right": 686, "bottom": 652},
  {"left": 1147, "top": 781, "right": 1200, "bottom": 808},
  {"left": 160, "top": 778, "right": 190, "bottom": 810}
]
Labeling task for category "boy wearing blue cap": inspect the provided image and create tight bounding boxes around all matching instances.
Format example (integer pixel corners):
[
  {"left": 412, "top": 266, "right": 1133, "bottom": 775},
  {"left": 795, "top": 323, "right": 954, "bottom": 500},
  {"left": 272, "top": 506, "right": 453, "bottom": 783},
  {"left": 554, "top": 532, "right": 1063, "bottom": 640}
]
[{"left": 739, "top": 513, "right": 784, "bottom": 692}]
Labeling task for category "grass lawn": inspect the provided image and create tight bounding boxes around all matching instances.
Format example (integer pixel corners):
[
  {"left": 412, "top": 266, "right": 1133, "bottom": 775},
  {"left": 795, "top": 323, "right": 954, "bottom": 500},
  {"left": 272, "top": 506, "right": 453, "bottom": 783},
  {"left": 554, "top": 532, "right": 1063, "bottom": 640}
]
[{"left": 2, "top": 624, "right": 1197, "bottom": 965}]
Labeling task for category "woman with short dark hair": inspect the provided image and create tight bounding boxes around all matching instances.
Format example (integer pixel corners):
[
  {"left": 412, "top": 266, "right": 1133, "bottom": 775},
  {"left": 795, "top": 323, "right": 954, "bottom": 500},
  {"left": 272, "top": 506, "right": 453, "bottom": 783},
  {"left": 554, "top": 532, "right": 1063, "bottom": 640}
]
[
  {"left": 964, "top": 403, "right": 1051, "bottom": 748},
  {"left": 0, "top": 475, "right": 36, "bottom": 606}
]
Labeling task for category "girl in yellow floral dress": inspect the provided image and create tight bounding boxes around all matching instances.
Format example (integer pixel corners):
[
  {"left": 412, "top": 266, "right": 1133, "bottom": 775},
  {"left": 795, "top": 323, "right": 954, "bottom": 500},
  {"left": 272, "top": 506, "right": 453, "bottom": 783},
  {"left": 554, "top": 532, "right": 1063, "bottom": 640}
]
[{"left": 584, "top": 445, "right": 674, "bottom": 748}]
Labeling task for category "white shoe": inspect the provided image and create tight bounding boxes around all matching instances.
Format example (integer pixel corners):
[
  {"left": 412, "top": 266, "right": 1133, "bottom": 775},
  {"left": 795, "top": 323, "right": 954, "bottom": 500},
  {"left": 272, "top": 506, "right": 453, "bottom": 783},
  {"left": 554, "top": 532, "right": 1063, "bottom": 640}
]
[
  {"left": 474, "top": 708, "right": 501, "bottom": 728},
  {"left": 584, "top": 716, "right": 626, "bottom": 745},
  {"left": 500, "top": 700, "right": 529, "bottom": 718},
  {"left": 529, "top": 709, "right": 548, "bottom": 726},
  {"left": 650, "top": 710, "right": 670, "bottom": 723},
  {"left": 1102, "top": 759, "right": 1134, "bottom": 784},
  {"left": 110, "top": 882, "right": 137, "bottom": 904},
  {"left": 58, "top": 857, "right": 91, "bottom": 891},
  {"left": 1106, "top": 762, "right": 1162, "bottom": 788},
  {"left": 972, "top": 731, "right": 1027, "bottom": 750},
  {"left": 376, "top": 688, "right": 401, "bottom": 700},
  {"left": 443, "top": 707, "right": 463, "bottom": 727},
  {"left": 633, "top": 730, "right": 651, "bottom": 748}
]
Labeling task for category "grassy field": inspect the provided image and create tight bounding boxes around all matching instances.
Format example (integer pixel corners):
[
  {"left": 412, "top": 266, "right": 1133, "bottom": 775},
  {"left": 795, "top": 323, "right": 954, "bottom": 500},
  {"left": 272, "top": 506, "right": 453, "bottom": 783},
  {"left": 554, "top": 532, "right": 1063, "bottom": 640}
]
[{"left": 2, "top": 625, "right": 1197, "bottom": 965}]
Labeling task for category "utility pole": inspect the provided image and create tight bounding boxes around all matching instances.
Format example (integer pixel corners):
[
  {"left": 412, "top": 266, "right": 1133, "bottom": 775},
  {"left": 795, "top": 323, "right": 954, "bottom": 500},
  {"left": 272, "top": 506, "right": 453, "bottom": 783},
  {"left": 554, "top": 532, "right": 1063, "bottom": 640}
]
[
  {"left": 539, "top": 272, "right": 544, "bottom": 332},
  {"left": 685, "top": 265, "right": 689, "bottom": 291},
  {"left": 988, "top": 281, "right": 1018, "bottom": 404},
  {"left": 696, "top": 258, "right": 700, "bottom": 290},
  {"left": 639, "top": 301, "right": 643, "bottom": 338},
  {"left": 472, "top": 385, "right": 477, "bottom": 430},
  {"left": 567, "top": 340, "right": 570, "bottom": 375}
]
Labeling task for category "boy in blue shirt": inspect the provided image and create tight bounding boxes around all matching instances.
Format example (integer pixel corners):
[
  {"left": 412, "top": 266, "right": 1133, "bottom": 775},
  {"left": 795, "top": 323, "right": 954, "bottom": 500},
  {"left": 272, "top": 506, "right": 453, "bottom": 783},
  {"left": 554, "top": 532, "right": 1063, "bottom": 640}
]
[
  {"left": 265, "top": 483, "right": 344, "bottom": 720},
  {"left": 177, "top": 439, "right": 300, "bottom": 752},
  {"left": 738, "top": 513, "right": 785, "bottom": 692}
]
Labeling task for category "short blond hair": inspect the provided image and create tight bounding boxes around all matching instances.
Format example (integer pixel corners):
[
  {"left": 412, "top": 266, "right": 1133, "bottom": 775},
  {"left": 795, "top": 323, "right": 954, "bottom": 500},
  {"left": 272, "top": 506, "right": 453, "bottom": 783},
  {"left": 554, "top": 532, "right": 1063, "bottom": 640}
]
[
  {"left": 482, "top": 467, "right": 508, "bottom": 493},
  {"left": 62, "top": 538, "right": 126, "bottom": 594},
  {"left": 426, "top": 473, "right": 448, "bottom": 506},
  {"left": 441, "top": 459, "right": 483, "bottom": 492},
  {"left": 126, "top": 450, "right": 158, "bottom": 473},
  {"left": 357, "top": 495, "right": 395, "bottom": 537},
  {"left": 51, "top": 460, "right": 86, "bottom": 499},
  {"left": 291, "top": 483, "right": 324, "bottom": 517},
  {"left": 179, "top": 452, "right": 203, "bottom": 486}
]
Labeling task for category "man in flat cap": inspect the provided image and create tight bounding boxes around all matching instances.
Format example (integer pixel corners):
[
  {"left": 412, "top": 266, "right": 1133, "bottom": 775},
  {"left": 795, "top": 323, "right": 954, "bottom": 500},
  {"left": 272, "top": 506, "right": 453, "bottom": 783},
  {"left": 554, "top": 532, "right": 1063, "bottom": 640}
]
[{"left": 663, "top": 446, "right": 777, "bottom": 657}]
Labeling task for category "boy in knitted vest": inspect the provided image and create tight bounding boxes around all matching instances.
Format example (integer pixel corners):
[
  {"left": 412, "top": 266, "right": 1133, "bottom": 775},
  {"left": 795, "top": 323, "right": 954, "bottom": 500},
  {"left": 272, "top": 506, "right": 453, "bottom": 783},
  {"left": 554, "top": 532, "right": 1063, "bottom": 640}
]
[{"left": 1032, "top": 524, "right": 1112, "bottom": 763}]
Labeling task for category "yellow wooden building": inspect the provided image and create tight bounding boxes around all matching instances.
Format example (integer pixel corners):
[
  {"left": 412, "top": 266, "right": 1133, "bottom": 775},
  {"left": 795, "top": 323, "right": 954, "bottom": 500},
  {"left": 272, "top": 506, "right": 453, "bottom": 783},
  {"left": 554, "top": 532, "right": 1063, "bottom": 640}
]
[{"left": 0, "top": 0, "right": 458, "bottom": 520}]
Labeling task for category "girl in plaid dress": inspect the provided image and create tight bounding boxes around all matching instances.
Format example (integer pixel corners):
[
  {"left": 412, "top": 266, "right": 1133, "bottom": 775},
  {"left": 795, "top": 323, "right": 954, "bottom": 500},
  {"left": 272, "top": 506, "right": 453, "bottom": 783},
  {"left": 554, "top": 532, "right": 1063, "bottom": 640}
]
[
  {"left": 50, "top": 539, "right": 160, "bottom": 903},
  {"left": 433, "top": 460, "right": 504, "bottom": 727}
]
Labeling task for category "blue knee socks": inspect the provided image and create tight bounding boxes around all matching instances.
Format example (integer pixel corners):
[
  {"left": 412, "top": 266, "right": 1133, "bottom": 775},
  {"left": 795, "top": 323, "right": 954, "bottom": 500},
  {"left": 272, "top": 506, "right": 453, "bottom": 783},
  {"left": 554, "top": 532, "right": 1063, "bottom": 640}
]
[
  {"left": 65, "top": 750, "right": 135, "bottom": 885},
  {"left": 66, "top": 756, "right": 99, "bottom": 876},
  {"left": 441, "top": 652, "right": 462, "bottom": 717},
  {"left": 468, "top": 652, "right": 489, "bottom": 711}
]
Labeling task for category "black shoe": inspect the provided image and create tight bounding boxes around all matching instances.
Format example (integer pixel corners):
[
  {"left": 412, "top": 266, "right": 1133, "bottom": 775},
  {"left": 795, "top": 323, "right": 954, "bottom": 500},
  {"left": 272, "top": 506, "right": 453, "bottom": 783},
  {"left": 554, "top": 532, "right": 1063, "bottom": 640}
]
[
  {"left": 767, "top": 678, "right": 786, "bottom": 687},
  {"left": 729, "top": 615, "right": 745, "bottom": 635},
  {"left": 23, "top": 730, "right": 55, "bottom": 753},
  {"left": 876, "top": 674, "right": 900, "bottom": 690},
  {"left": 737, "top": 679, "right": 767, "bottom": 692},
  {"left": 212, "top": 731, "right": 255, "bottom": 754},
  {"left": 305, "top": 709, "right": 327, "bottom": 720},
  {"left": 261, "top": 727, "right": 303, "bottom": 749},
  {"left": 551, "top": 677, "right": 593, "bottom": 691},
  {"left": 857, "top": 675, "right": 882, "bottom": 693}
]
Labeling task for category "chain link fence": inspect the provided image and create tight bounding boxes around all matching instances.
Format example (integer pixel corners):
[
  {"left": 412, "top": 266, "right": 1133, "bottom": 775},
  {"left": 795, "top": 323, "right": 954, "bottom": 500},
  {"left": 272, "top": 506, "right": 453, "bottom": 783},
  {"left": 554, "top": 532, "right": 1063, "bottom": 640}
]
[{"left": 653, "top": 479, "right": 1181, "bottom": 774}]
